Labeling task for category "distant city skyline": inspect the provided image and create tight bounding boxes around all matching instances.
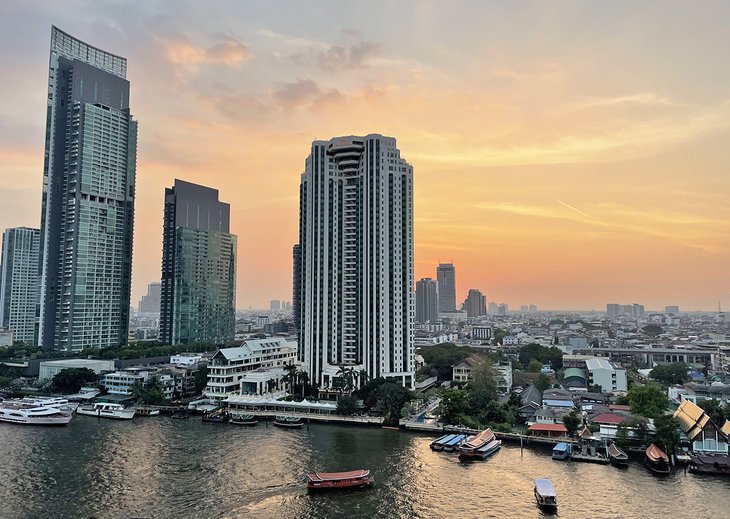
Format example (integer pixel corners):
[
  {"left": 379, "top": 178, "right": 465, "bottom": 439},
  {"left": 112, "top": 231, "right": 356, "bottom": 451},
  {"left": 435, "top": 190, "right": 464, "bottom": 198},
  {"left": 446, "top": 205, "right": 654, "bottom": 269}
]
[{"left": 1, "top": 3, "right": 729, "bottom": 311}]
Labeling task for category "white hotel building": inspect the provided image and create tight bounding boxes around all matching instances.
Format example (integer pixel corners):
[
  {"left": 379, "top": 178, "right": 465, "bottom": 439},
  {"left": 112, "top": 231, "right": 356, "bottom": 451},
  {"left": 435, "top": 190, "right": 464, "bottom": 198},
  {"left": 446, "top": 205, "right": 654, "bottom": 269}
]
[
  {"left": 294, "top": 134, "right": 415, "bottom": 390},
  {"left": 205, "top": 337, "right": 297, "bottom": 400}
]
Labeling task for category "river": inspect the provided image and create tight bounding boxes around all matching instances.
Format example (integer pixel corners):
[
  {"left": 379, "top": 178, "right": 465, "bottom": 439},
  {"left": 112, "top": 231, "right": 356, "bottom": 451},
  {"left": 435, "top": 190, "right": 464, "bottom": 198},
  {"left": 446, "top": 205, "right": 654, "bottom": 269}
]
[{"left": 0, "top": 416, "right": 728, "bottom": 518}]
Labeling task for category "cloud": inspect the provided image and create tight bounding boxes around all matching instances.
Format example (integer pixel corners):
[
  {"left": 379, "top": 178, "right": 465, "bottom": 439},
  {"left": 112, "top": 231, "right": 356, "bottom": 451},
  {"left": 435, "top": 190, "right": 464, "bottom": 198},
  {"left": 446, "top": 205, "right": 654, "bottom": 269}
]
[
  {"left": 162, "top": 36, "right": 253, "bottom": 73},
  {"left": 288, "top": 41, "right": 383, "bottom": 71},
  {"left": 568, "top": 92, "right": 677, "bottom": 111},
  {"left": 272, "top": 79, "right": 345, "bottom": 111}
]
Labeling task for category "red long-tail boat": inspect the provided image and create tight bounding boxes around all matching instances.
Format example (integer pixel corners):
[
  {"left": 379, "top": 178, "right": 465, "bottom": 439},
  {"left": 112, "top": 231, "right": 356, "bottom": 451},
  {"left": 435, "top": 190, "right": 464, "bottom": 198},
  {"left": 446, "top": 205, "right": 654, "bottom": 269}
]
[{"left": 307, "top": 469, "right": 373, "bottom": 491}]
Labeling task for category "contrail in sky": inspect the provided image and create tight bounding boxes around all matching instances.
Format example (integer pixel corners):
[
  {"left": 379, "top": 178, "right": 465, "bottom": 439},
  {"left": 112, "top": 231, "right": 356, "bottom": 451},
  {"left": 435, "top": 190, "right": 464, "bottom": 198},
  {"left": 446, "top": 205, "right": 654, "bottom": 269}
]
[{"left": 555, "top": 199, "right": 595, "bottom": 220}]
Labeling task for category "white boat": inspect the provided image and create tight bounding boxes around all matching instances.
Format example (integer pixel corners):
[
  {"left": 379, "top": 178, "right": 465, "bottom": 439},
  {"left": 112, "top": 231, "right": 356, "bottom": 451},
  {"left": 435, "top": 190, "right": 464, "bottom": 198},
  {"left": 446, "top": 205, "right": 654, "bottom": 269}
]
[
  {"left": 77, "top": 402, "right": 136, "bottom": 420},
  {"left": 0, "top": 401, "right": 73, "bottom": 426},
  {"left": 19, "top": 397, "right": 79, "bottom": 413}
]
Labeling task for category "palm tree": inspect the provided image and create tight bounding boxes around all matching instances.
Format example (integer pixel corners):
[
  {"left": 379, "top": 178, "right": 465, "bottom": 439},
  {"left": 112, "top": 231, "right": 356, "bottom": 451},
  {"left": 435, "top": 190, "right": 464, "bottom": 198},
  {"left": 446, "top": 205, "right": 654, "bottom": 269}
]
[
  {"left": 298, "top": 370, "right": 310, "bottom": 398},
  {"left": 282, "top": 363, "right": 297, "bottom": 393}
]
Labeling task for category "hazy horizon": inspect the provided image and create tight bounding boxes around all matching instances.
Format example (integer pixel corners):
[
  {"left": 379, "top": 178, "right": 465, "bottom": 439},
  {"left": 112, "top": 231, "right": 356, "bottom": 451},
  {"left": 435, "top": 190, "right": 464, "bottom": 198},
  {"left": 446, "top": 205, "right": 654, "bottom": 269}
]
[{"left": 1, "top": 1, "right": 729, "bottom": 311}]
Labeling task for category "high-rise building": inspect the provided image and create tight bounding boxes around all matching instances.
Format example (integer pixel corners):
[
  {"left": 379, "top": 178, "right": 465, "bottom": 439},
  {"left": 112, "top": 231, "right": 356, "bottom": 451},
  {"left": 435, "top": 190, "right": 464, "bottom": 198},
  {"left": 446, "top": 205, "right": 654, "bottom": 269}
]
[
  {"left": 520, "top": 305, "right": 529, "bottom": 313},
  {"left": 0, "top": 228, "right": 40, "bottom": 344},
  {"left": 292, "top": 243, "right": 301, "bottom": 336},
  {"left": 463, "top": 289, "right": 487, "bottom": 318},
  {"left": 606, "top": 304, "right": 619, "bottom": 318},
  {"left": 160, "top": 180, "right": 236, "bottom": 344},
  {"left": 137, "top": 282, "right": 161, "bottom": 316},
  {"left": 415, "top": 278, "right": 439, "bottom": 323},
  {"left": 529, "top": 304, "right": 538, "bottom": 313},
  {"left": 488, "top": 301, "right": 498, "bottom": 314},
  {"left": 436, "top": 263, "right": 456, "bottom": 313},
  {"left": 38, "top": 26, "right": 137, "bottom": 351},
  {"left": 270, "top": 300, "right": 281, "bottom": 313},
  {"left": 296, "top": 134, "right": 414, "bottom": 389},
  {"left": 632, "top": 303, "right": 645, "bottom": 318}
]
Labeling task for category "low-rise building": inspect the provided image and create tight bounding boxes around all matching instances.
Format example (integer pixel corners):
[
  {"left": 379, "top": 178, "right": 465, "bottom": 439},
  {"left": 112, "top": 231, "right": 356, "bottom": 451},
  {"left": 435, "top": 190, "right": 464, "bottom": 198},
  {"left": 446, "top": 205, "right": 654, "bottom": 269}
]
[
  {"left": 452, "top": 355, "right": 512, "bottom": 395},
  {"left": 205, "top": 337, "right": 297, "bottom": 400},
  {"left": 39, "top": 359, "right": 115, "bottom": 381},
  {"left": 170, "top": 354, "right": 204, "bottom": 367},
  {"left": 674, "top": 400, "right": 729, "bottom": 454}
]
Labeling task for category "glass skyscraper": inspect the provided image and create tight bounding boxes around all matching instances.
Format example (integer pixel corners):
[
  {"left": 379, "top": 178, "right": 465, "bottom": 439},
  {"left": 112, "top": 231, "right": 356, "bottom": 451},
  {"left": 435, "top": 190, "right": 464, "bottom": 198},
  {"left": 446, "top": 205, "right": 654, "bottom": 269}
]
[
  {"left": 160, "top": 180, "right": 236, "bottom": 345},
  {"left": 0, "top": 227, "right": 40, "bottom": 344},
  {"left": 38, "top": 26, "right": 137, "bottom": 351},
  {"left": 437, "top": 263, "right": 456, "bottom": 313},
  {"left": 295, "top": 134, "right": 415, "bottom": 389}
]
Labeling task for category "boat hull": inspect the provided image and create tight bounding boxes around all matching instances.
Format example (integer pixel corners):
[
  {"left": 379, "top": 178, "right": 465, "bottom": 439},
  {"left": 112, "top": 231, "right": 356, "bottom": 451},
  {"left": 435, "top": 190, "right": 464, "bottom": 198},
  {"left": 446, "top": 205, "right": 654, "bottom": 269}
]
[
  {"left": 77, "top": 408, "right": 136, "bottom": 420},
  {"left": 273, "top": 420, "right": 303, "bottom": 428},
  {"left": 307, "top": 478, "right": 373, "bottom": 491},
  {"left": 645, "top": 459, "right": 672, "bottom": 475},
  {"left": 0, "top": 415, "right": 72, "bottom": 426}
]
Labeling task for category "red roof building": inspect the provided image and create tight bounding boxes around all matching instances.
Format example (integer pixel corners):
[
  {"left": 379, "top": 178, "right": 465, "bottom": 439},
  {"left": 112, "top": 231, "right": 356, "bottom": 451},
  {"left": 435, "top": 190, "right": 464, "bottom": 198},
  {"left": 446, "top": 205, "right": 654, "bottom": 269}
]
[
  {"left": 591, "top": 412, "right": 627, "bottom": 425},
  {"left": 528, "top": 423, "right": 568, "bottom": 437}
]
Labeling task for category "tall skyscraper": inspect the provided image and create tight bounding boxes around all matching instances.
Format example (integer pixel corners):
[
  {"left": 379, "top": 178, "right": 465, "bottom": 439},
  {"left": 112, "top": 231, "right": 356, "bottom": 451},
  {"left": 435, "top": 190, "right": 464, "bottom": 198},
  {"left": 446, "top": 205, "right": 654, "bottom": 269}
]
[
  {"left": 437, "top": 263, "right": 456, "bottom": 313},
  {"left": 463, "top": 288, "right": 486, "bottom": 318},
  {"left": 0, "top": 228, "right": 40, "bottom": 344},
  {"left": 160, "top": 180, "right": 236, "bottom": 344},
  {"left": 137, "top": 282, "right": 162, "bottom": 316},
  {"left": 606, "top": 303, "right": 619, "bottom": 317},
  {"left": 38, "top": 27, "right": 137, "bottom": 351},
  {"left": 292, "top": 243, "right": 301, "bottom": 337},
  {"left": 296, "top": 134, "right": 414, "bottom": 389},
  {"left": 415, "top": 278, "right": 439, "bottom": 323}
]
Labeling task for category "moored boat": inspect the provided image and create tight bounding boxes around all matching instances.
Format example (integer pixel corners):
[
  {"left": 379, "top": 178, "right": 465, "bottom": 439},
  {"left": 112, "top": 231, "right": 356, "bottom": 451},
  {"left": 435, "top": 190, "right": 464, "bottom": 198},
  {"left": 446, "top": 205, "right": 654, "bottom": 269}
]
[
  {"left": 534, "top": 478, "right": 558, "bottom": 511},
  {"left": 458, "top": 429, "right": 495, "bottom": 459},
  {"left": 475, "top": 439, "right": 501, "bottom": 460},
  {"left": 273, "top": 415, "right": 303, "bottom": 428},
  {"left": 687, "top": 454, "right": 730, "bottom": 476},
  {"left": 136, "top": 407, "right": 160, "bottom": 416},
  {"left": 0, "top": 401, "right": 73, "bottom": 426},
  {"left": 19, "top": 397, "right": 79, "bottom": 414},
  {"left": 77, "top": 402, "right": 136, "bottom": 420},
  {"left": 430, "top": 434, "right": 454, "bottom": 451},
  {"left": 607, "top": 442, "right": 629, "bottom": 467},
  {"left": 443, "top": 434, "right": 466, "bottom": 452},
  {"left": 307, "top": 469, "right": 372, "bottom": 491},
  {"left": 645, "top": 444, "right": 672, "bottom": 475},
  {"left": 229, "top": 413, "right": 258, "bottom": 425},
  {"left": 552, "top": 442, "right": 571, "bottom": 461},
  {"left": 202, "top": 408, "right": 228, "bottom": 423}
]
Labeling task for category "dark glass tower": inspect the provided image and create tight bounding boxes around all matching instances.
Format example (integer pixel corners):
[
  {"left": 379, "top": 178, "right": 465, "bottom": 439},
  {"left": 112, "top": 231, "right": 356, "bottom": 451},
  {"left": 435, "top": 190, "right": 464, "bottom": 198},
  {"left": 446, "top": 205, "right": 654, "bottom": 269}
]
[
  {"left": 38, "top": 26, "right": 137, "bottom": 351},
  {"left": 437, "top": 263, "right": 456, "bottom": 313},
  {"left": 160, "top": 180, "right": 236, "bottom": 345}
]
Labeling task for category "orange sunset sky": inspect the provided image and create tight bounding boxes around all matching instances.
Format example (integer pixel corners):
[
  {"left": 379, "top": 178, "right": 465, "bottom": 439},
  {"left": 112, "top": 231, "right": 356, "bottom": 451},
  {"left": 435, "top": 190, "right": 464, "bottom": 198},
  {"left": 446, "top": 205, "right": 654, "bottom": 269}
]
[{"left": 1, "top": 1, "right": 728, "bottom": 311}]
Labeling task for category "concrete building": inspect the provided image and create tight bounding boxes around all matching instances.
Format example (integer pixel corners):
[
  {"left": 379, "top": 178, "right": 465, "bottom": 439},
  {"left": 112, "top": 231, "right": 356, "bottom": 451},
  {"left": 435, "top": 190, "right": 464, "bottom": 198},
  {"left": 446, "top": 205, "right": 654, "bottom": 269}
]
[
  {"left": 38, "top": 27, "right": 137, "bottom": 351},
  {"left": 170, "top": 354, "right": 204, "bottom": 367},
  {"left": 0, "top": 227, "right": 40, "bottom": 344},
  {"left": 138, "top": 282, "right": 161, "bottom": 316},
  {"left": 585, "top": 357, "right": 627, "bottom": 392},
  {"left": 436, "top": 263, "right": 456, "bottom": 313},
  {"left": 607, "top": 304, "right": 619, "bottom": 318},
  {"left": 472, "top": 326, "right": 493, "bottom": 340},
  {"left": 100, "top": 367, "right": 183, "bottom": 399},
  {"left": 415, "top": 278, "right": 439, "bottom": 323},
  {"left": 665, "top": 306, "right": 680, "bottom": 314},
  {"left": 295, "top": 134, "right": 414, "bottom": 389},
  {"left": 38, "top": 358, "right": 115, "bottom": 381},
  {"left": 463, "top": 289, "right": 486, "bottom": 318},
  {"left": 269, "top": 300, "right": 281, "bottom": 313},
  {"left": 0, "top": 330, "right": 14, "bottom": 346},
  {"left": 205, "top": 337, "right": 297, "bottom": 400},
  {"left": 159, "top": 180, "right": 236, "bottom": 344},
  {"left": 452, "top": 355, "right": 512, "bottom": 395}
]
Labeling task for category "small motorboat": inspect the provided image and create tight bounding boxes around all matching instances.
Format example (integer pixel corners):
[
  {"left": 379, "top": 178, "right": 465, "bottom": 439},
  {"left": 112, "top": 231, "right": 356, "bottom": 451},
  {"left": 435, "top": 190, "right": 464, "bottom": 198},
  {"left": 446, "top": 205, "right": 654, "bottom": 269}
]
[
  {"left": 534, "top": 478, "right": 558, "bottom": 511},
  {"left": 607, "top": 442, "right": 629, "bottom": 467},
  {"left": 229, "top": 413, "right": 258, "bottom": 425},
  {"left": 552, "top": 442, "right": 571, "bottom": 461},
  {"left": 430, "top": 434, "right": 454, "bottom": 451},
  {"left": 645, "top": 444, "right": 672, "bottom": 475},
  {"left": 77, "top": 402, "right": 135, "bottom": 420},
  {"left": 273, "top": 415, "right": 303, "bottom": 428},
  {"left": 136, "top": 408, "right": 160, "bottom": 417},
  {"left": 475, "top": 439, "right": 501, "bottom": 460},
  {"left": 202, "top": 408, "right": 228, "bottom": 423},
  {"left": 307, "top": 469, "right": 373, "bottom": 491}
]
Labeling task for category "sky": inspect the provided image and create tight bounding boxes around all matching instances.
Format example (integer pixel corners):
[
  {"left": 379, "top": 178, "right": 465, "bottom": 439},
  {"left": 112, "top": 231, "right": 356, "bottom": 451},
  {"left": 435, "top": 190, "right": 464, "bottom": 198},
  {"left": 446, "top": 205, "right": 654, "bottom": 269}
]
[{"left": 0, "top": 0, "right": 729, "bottom": 312}]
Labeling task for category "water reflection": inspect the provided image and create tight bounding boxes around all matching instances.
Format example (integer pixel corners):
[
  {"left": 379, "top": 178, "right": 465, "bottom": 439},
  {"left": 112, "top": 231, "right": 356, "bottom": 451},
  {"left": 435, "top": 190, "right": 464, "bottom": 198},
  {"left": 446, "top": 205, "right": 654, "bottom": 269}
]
[{"left": 0, "top": 419, "right": 728, "bottom": 518}]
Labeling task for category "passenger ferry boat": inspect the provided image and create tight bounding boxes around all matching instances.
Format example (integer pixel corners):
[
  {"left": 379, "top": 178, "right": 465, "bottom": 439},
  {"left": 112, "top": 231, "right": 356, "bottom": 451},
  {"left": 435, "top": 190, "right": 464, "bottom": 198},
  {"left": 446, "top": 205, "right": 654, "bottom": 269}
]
[
  {"left": 273, "top": 415, "right": 303, "bottom": 428},
  {"left": 77, "top": 402, "right": 136, "bottom": 420},
  {"left": 19, "top": 397, "right": 79, "bottom": 414},
  {"left": 229, "top": 413, "right": 258, "bottom": 425},
  {"left": 457, "top": 429, "right": 495, "bottom": 459},
  {"left": 0, "top": 400, "right": 73, "bottom": 426},
  {"left": 645, "top": 444, "right": 672, "bottom": 475},
  {"left": 307, "top": 469, "right": 372, "bottom": 491},
  {"left": 534, "top": 478, "right": 558, "bottom": 511}
]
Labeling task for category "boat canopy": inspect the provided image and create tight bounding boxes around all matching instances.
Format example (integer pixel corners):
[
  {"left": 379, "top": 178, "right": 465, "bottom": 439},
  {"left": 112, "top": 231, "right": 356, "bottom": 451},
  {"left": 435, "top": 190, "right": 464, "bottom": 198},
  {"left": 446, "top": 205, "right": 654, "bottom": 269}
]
[
  {"left": 535, "top": 478, "right": 557, "bottom": 497},
  {"left": 553, "top": 442, "right": 570, "bottom": 452}
]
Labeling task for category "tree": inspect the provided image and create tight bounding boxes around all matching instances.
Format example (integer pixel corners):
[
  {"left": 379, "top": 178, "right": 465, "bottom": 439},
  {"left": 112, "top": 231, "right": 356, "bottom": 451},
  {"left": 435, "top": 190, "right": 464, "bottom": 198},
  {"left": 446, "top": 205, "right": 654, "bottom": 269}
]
[
  {"left": 51, "top": 368, "right": 98, "bottom": 394},
  {"left": 562, "top": 411, "right": 581, "bottom": 436},
  {"left": 418, "top": 343, "right": 475, "bottom": 381},
  {"left": 588, "top": 384, "right": 603, "bottom": 394},
  {"left": 615, "top": 416, "right": 649, "bottom": 448},
  {"left": 439, "top": 388, "right": 469, "bottom": 426},
  {"left": 652, "top": 414, "right": 680, "bottom": 455},
  {"left": 627, "top": 384, "right": 668, "bottom": 419},
  {"left": 649, "top": 363, "right": 688, "bottom": 386},
  {"left": 698, "top": 399, "right": 727, "bottom": 426},
  {"left": 642, "top": 324, "right": 664, "bottom": 337},
  {"left": 535, "top": 373, "right": 551, "bottom": 394},
  {"left": 528, "top": 359, "right": 543, "bottom": 373},
  {"left": 194, "top": 366, "right": 209, "bottom": 394},
  {"left": 375, "top": 382, "right": 413, "bottom": 426},
  {"left": 336, "top": 395, "right": 358, "bottom": 416},
  {"left": 282, "top": 363, "right": 298, "bottom": 393}
]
